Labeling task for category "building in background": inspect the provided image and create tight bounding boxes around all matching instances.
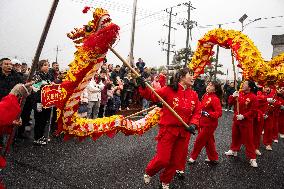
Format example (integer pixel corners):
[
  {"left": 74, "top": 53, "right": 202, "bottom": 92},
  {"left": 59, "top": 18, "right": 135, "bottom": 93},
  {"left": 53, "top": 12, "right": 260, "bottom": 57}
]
[{"left": 271, "top": 34, "right": 284, "bottom": 57}]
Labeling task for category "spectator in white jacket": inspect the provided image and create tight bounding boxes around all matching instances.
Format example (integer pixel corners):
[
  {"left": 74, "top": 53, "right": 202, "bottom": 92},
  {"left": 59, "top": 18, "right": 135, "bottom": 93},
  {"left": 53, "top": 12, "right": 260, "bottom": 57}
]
[{"left": 87, "top": 75, "right": 105, "bottom": 119}]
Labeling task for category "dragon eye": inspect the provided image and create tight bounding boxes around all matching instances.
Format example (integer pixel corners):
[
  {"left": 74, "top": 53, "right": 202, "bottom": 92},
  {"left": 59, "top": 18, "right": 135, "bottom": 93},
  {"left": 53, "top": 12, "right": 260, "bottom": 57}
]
[{"left": 85, "top": 25, "right": 93, "bottom": 32}]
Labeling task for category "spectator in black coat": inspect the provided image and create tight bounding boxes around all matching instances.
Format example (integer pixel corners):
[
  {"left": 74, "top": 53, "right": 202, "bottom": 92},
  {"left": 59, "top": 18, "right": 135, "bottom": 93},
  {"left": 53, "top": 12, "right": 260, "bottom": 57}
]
[
  {"left": 193, "top": 76, "right": 206, "bottom": 100},
  {"left": 0, "top": 58, "right": 23, "bottom": 101},
  {"left": 110, "top": 65, "right": 120, "bottom": 86},
  {"left": 224, "top": 81, "right": 236, "bottom": 111},
  {"left": 31, "top": 60, "right": 52, "bottom": 145},
  {"left": 49, "top": 62, "right": 60, "bottom": 82},
  {"left": 136, "top": 58, "right": 145, "bottom": 73}
]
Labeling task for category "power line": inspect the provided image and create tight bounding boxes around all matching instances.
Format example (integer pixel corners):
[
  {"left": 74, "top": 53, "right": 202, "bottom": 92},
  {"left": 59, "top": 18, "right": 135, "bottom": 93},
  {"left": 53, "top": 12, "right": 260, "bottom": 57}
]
[{"left": 197, "top": 15, "right": 284, "bottom": 28}]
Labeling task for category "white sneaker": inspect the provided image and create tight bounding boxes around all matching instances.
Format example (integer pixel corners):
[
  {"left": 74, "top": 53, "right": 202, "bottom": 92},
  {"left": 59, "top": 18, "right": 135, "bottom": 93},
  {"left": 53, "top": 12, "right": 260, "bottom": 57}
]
[
  {"left": 280, "top": 134, "right": 284, "bottom": 138},
  {"left": 176, "top": 170, "right": 185, "bottom": 179},
  {"left": 143, "top": 174, "right": 151, "bottom": 184},
  {"left": 265, "top": 145, "right": 272, "bottom": 151},
  {"left": 255, "top": 149, "right": 262, "bottom": 156},
  {"left": 273, "top": 139, "right": 278, "bottom": 143},
  {"left": 205, "top": 158, "right": 210, "bottom": 162},
  {"left": 225, "top": 109, "right": 228, "bottom": 112},
  {"left": 176, "top": 170, "right": 184, "bottom": 174},
  {"left": 188, "top": 158, "right": 195, "bottom": 163},
  {"left": 225, "top": 150, "right": 237, "bottom": 156},
  {"left": 249, "top": 159, "right": 258, "bottom": 168},
  {"left": 229, "top": 109, "right": 234, "bottom": 112},
  {"left": 161, "top": 183, "right": 170, "bottom": 189}
]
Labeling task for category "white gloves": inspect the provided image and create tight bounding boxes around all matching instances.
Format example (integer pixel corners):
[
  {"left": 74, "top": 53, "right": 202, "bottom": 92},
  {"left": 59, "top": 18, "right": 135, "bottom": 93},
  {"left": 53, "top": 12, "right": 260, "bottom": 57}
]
[
  {"left": 236, "top": 114, "right": 244, "bottom": 120},
  {"left": 232, "top": 91, "right": 239, "bottom": 98},
  {"left": 267, "top": 98, "right": 275, "bottom": 103},
  {"left": 36, "top": 103, "right": 43, "bottom": 112},
  {"left": 263, "top": 114, "right": 268, "bottom": 120}
]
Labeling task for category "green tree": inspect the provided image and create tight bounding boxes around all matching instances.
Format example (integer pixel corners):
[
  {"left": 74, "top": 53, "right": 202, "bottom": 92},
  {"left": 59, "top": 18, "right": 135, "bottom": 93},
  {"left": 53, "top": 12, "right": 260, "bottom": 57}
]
[
  {"left": 204, "top": 57, "right": 225, "bottom": 81},
  {"left": 172, "top": 47, "right": 194, "bottom": 67}
]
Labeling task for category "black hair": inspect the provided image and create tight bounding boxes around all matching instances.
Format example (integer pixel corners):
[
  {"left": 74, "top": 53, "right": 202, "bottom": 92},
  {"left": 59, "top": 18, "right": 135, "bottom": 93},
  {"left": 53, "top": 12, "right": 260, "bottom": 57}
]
[
  {"left": 247, "top": 80, "right": 257, "bottom": 94},
  {"left": 22, "top": 62, "right": 27, "bottom": 66},
  {"left": 52, "top": 62, "right": 58, "bottom": 66},
  {"left": 0, "top": 58, "right": 11, "bottom": 63},
  {"left": 103, "top": 58, "right": 107, "bottom": 63},
  {"left": 169, "top": 67, "right": 192, "bottom": 91},
  {"left": 37, "top": 60, "right": 48, "bottom": 71},
  {"left": 209, "top": 81, "right": 223, "bottom": 101},
  {"left": 106, "top": 83, "right": 112, "bottom": 90}
]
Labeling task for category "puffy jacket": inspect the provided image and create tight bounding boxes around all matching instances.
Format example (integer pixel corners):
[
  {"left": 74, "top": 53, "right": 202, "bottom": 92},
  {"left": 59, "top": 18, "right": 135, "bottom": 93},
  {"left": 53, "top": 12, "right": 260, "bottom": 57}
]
[
  {"left": 87, "top": 79, "right": 104, "bottom": 102},
  {"left": 31, "top": 71, "right": 52, "bottom": 109},
  {"left": 0, "top": 69, "right": 23, "bottom": 100},
  {"left": 199, "top": 93, "right": 222, "bottom": 128}
]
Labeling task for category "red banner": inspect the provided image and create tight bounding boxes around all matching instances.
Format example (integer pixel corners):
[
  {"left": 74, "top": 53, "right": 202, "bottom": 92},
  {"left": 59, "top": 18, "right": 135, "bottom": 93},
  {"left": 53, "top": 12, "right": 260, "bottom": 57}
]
[{"left": 41, "top": 84, "right": 65, "bottom": 108}]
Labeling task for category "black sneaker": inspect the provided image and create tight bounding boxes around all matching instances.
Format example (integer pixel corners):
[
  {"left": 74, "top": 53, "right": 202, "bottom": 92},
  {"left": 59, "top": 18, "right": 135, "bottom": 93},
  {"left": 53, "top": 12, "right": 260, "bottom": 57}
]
[
  {"left": 176, "top": 170, "right": 185, "bottom": 180},
  {"left": 205, "top": 158, "right": 219, "bottom": 165}
]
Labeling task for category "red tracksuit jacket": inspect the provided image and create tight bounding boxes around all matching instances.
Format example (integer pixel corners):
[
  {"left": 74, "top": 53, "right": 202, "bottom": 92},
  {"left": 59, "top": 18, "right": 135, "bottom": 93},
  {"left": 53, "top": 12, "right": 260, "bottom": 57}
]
[
  {"left": 199, "top": 93, "right": 222, "bottom": 128},
  {"left": 139, "top": 84, "right": 201, "bottom": 133},
  {"left": 256, "top": 91, "right": 275, "bottom": 116},
  {"left": 228, "top": 91, "right": 258, "bottom": 120},
  {"left": 0, "top": 94, "right": 21, "bottom": 128}
]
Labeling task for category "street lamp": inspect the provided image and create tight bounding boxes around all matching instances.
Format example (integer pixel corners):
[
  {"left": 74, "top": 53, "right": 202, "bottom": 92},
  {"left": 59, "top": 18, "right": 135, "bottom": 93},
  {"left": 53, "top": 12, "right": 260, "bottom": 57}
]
[
  {"left": 239, "top": 14, "right": 248, "bottom": 31},
  {"left": 239, "top": 14, "right": 261, "bottom": 31}
]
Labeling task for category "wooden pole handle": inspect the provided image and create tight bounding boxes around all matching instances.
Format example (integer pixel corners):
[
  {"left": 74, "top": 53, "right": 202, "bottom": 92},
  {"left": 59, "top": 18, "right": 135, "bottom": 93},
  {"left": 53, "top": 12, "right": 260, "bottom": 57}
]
[
  {"left": 124, "top": 105, "right": 157, "bottom": 120},
  {"left": 109, "top": 46, "right": 190, "bottom": 129},
  {"left": 231, "top": 50, "right": 240, "bottom": 114}
]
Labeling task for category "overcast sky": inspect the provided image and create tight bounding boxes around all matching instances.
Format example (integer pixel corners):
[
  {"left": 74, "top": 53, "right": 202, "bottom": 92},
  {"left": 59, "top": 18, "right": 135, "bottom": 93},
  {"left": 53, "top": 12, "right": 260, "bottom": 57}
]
[{"left": 1, "top": 0, "right": 284, "bottom": 80}]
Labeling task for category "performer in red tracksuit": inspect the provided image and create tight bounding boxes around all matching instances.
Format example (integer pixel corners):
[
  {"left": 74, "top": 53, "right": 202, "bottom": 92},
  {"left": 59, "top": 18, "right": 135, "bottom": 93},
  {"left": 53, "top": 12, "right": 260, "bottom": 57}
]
[
  {"left": 188, "top": 81, "right": 222, "bottom": 164},
  {"left": 253, "top": 86, "right": 266, "bottom": 156},
  {"left": 259, "top": 86, "right": 277, "bottom": 151},
  {"left": 272, "top": 86, "right": 283, "bottom": 143},
  {"left": 277, "top": 85, "right": 284, "bottom": 139},
  {"left": 272, "top": 86, "right": 282, "bottom": 143},
  {"left": 0, "top": 84, "right": 31, "bottom": 189},
  {"left": 139, "top": 68, "right": 200, "bottom": 189},
  {"left": 225, "top": 80, "right": 258, "bottom": 168}
]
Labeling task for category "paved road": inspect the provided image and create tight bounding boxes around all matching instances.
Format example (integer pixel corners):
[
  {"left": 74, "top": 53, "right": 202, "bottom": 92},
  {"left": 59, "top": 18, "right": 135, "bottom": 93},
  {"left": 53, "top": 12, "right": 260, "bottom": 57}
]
[{"left": 2, "top": 111, "right": 284, "bottom": 189}]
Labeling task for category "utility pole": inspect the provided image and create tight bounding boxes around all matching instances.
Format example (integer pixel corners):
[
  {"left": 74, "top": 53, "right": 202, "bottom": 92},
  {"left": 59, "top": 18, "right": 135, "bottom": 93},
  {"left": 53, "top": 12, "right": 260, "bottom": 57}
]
[
  {"left": 55, "top": 45, "right": 62, "bottom": 63},
  {"left": 165, "top": 7, "right": 177, "bottom": 70},
  {"left": 214, "top": 24, "right": 222, "bottom": 81},
  {"left": 129, "top": 0, "right": 138, "bottom": 67},
  {"left": 183, "top": 2, "right": 196, "bottom": 66}
]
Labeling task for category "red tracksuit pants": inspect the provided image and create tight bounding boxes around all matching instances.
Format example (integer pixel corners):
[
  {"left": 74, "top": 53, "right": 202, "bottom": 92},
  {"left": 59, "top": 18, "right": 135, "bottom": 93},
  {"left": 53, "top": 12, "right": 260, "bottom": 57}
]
[
  {"left": 263, "top": 115, "right": 274, "bottom": 146},
  {"left": 230, "top": 119, "right": 256, "bottom": 159},
  {"left": 272, "top": 113, "right": 279, "bottom": 140},
  {"left": 253, "top": 117, "right": 263, "bottom": 150},
  {"left": 190, "top": 126, "right": 218, "bottom": 161},
  {"left": 145, "top": 129, "right": 190, "bottom": 184},
  {"left": 279, "top": 111, "right": 284, "bottom": 135}
]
